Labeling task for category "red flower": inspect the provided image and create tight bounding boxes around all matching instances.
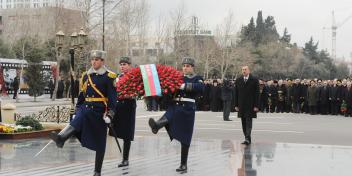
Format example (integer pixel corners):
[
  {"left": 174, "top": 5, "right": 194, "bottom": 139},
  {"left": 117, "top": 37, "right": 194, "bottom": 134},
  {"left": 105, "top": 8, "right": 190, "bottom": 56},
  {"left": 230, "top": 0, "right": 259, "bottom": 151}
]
[{"left": 117, "top": 64, "right": 183, "bottom": 100}]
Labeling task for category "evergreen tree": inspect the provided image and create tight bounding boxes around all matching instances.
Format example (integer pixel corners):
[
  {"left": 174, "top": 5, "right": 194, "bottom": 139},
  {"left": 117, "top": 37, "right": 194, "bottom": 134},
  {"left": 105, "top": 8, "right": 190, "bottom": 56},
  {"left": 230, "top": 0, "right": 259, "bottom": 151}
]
[
  {"left": 280, "top": 28, "right": 291, "bottom": 44},
  {"left": 25, "top": 46, "right": 45, "bottom": 101},
  {"left": 263, "top": 16, "right": 279, "bottom": 43},
  {"left": 303, "top": 37, "right": 319, "bottom": 64},
  {"left": 255, "top": 11, "right": 265, "bottom": 45},
  {"left": 240, "top": 17, "right": 256, "bottom": 44}
]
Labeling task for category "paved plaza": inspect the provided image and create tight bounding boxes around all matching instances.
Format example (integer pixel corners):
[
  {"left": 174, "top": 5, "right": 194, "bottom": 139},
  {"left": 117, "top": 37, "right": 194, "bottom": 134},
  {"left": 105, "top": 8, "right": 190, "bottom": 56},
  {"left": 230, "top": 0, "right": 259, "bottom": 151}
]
[{"left": 1, "top": 99, "right": 352, "bottom": 175}]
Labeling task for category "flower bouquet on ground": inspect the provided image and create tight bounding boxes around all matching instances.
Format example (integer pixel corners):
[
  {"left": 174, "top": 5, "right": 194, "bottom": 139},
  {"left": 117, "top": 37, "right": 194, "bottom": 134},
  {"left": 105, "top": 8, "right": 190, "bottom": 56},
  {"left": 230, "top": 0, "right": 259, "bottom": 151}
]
[
  {"left": 117, "top": 64, "right": 184, "bottom": 99},
  {"left": 341, "top": 100, "right": 347, "bottom": 113}
]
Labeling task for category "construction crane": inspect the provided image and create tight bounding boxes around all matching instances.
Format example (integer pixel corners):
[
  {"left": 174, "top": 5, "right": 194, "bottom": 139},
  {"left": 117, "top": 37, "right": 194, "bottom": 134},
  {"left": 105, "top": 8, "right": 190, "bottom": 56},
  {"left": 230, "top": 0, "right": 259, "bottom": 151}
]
[{"left": 327, "top": 11, "right": 352, "bottom": 60}]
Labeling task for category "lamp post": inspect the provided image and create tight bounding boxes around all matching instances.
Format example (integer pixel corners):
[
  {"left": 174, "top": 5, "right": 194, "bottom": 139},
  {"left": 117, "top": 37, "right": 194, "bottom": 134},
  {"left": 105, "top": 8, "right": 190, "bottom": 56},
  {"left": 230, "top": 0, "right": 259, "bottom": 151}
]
[{"left": 54, "top": 28, "right": 87, "bottom": 121}]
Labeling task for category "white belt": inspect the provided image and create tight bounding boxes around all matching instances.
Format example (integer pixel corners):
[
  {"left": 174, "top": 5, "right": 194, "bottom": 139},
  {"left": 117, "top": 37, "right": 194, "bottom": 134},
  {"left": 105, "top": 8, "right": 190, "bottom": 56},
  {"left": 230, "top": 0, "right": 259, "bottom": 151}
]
[{"left": 174, "top": 97, "right": 195, "bottom": 103}]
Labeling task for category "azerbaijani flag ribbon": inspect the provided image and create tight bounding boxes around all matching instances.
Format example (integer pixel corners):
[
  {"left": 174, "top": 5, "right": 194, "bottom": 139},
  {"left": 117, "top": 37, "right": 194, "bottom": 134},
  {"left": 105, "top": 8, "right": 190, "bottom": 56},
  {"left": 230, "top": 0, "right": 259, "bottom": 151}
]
[{"left": 140, "top": 64, "right": 162, "bottom": 96}]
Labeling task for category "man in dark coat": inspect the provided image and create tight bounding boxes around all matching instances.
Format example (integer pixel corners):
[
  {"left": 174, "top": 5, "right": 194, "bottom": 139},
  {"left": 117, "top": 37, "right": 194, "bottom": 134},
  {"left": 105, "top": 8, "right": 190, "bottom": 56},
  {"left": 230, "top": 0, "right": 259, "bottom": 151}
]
[
  {"left": 267, "top": 80, "right": 278, "bottom": 113},
  {"left": 307, "top": 80, "right": 318, "bottom": 115},
  {"left": 318, "top": 81, "right": 330, "bottom": 115},
  {"left": 258, "top": 80, "right": 268, "bottom": 112},
  {"left": 292, "top": 79, "right": 302, "bottom": 113},
  {"left": 301, "top": 80, "right": 309, "bottom": 113},
  {"left": 234, "top": 66, "right": 259, "bottom": 145},
  {"left": 209, "top": 80, "right": 222, "bottom": 112},
  {"left": 329, "top": 80, "right": 339, "bottom": 115},
  {"left": 12, "top": 75, "right": 19, "bottom": 99},
  {"left": 221, "top": 79, "right": 234, "bottom": 121},
  {"left": 48, "top": 78, "right": 55, "bottom": 99},
  {"left": 49, "top": 50, "right": 117, "bottom": 176},
  {"left": 285, "top": 79, "right": 293, "bottom": 113},
  {"left": 276, "top": 80, "right": 286, "bottom": 113},
  {"left": 57, "top": 77, "right": 65, "bottom": 99},
  {"left": 110, "top": 56, "right": 137, "bottom": 168},
  {"left": 202, "top": 80, "right": 211, "bottom": 111},
  {"left": 148, "top": 57, "right": 204, "bottom": 173}
]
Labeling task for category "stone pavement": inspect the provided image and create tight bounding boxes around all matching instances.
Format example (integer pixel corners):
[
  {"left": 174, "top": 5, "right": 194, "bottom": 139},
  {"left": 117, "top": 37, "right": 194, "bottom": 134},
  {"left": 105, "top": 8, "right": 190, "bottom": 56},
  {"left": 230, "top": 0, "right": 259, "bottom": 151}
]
[{"left": 1, "top": 136, "right": 352, "bottom": 176}]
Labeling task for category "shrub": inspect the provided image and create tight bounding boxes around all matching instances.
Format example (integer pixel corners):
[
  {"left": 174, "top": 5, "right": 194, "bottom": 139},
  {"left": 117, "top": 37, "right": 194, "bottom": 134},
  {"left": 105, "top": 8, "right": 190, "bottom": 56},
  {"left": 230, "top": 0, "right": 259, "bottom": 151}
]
[{"left": 16, "top": 116, "right": 43, "bottom": 131}]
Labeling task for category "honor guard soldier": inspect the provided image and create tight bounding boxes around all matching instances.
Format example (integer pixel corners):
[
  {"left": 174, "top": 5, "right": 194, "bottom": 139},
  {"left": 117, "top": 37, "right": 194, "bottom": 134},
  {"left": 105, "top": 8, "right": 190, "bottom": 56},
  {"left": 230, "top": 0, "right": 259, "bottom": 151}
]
[
  {"left": 148, "top": 57, "right": 204, "bottom": 173},
  {"left": 109, "top": 56, "right": 137, "bottom": 167},
  {"left": 49, "top": 50, "right": 117, "bottom": 176}
]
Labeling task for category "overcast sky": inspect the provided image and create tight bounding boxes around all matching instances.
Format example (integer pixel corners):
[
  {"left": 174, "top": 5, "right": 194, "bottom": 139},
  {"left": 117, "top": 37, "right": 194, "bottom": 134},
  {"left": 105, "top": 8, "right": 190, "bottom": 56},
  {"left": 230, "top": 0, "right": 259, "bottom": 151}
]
[{"left": 149, "top": 0, "right": 352, "bottom": 60}]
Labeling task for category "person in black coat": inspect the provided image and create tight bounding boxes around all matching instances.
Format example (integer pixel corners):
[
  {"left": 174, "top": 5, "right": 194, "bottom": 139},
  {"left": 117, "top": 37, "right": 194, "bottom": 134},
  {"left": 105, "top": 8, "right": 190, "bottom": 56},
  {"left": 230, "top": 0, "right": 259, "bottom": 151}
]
[
  {"left": 267, "top": 80, "right": 278, "bottom": 113},
  {"left": 48, "top": 78, "right": 55, "bottom": 99},
  {"left": 276, "top": 80, "right": 286, "bottom": 113},
  {"left": 300, "top": 80, "right": 309, "bottom": 113},
  {"left": 285, "top": 79, "right": 293, "bottom": 113},
  {"left": 345, "top": 83, "right": 352, "bottom": 117},
  {"left": 336, "top": 80, "right": 346, "bottom": 115},
  {"left": 258, "top": 80, "right": 268, "bottom": 112},
  {"left": 209, "top": 80, "right": 221, "bottom": 112},
  {"left": 221, "top": 79, "right": 234, "bottom": 121},
  {"left": 329, "top": 80, "right": 339, "bottom": 115},
  {"left": 292, "top": 79, "right": 302, "bottom": 113},
  {"left": 234, "top": 66, "right": 259, "bottom": 145},
  {"left": 202, "top": 80, "right": 211, "bottom": 111},
  {"left": 110, "top": 56, "right": 136, "bottom": 168},
  {"left": 12, "top": 75, "right": 20, "bottom": 99},
  {"left": 57, "top": 77, "right": 65, "bottom": 99},
  {"left": 318, "top": 81, "right": 330, "bottom": 115}
]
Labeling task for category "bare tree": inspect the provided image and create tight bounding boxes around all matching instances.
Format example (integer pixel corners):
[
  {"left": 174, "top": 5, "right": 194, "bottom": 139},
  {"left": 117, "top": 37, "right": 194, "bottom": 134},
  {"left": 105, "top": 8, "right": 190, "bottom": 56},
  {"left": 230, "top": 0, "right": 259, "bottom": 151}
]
[{"left": 214, "top": 11, "right": 237, "bottom": 79}]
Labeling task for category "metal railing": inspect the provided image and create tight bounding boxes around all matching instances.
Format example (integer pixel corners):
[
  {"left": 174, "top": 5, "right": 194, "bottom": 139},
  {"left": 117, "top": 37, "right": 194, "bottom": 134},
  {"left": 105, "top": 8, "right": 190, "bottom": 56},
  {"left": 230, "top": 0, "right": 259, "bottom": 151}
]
[{"left": 16, "top": 105, "right": 71, "bottom": 123}]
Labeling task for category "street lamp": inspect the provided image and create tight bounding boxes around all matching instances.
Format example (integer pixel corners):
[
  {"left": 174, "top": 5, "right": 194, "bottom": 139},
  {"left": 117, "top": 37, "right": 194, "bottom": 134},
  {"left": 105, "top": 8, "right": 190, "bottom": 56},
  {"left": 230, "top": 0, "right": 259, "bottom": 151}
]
[
  {"left": 56, "top": 30, "right": 65, "bottom": 57},
  {"left": 78, "top": 27, "right": 88, "bottom": 48},
  {"left": 53, "top": 28, "right": 88, "bottom": 121},
  {"left": 70, "top": 31, "right": 78, "bottom": 48}
]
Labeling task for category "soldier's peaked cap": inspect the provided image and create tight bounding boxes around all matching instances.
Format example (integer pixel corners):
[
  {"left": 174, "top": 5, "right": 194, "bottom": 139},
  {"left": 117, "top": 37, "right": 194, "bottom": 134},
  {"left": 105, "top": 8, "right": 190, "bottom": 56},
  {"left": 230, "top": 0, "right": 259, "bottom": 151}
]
[
  {"left": 182, "top": 57, "right": 195, "bottom": 66},
  {"left": 89, "top": 50, "right": 107, "bottom": 60}
]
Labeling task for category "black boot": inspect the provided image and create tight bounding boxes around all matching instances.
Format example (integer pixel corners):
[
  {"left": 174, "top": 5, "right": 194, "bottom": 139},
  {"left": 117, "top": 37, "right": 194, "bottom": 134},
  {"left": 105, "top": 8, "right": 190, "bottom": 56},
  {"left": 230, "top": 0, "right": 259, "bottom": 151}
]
[
  {"left": 49, "top": 125, "right": 75, "bottom": 148},
  {"left": 176, "top": 144, "right": 189, "bottom": 173},
  {"left": 148, "top": 116, "right": 168, "bottom": 134},
  {"left": 118, "top": 140, "right": 131, "bottom": 167},
  {"left": 94, "top": 151, "right": 104, "bottom": 176}
]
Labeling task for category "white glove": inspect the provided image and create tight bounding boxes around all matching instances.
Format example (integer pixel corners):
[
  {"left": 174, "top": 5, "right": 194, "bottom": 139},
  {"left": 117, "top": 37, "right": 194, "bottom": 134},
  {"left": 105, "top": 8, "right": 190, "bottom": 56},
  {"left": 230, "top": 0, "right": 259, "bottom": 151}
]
[
  {"left": 180, "top": 83, "right": 185, "bottom": 90},
  {"left": 72, "top": 115, "right": 76, "bottom": 119},
  {"left": 104, "top": 116, "right": 111, "bottom": 124}
]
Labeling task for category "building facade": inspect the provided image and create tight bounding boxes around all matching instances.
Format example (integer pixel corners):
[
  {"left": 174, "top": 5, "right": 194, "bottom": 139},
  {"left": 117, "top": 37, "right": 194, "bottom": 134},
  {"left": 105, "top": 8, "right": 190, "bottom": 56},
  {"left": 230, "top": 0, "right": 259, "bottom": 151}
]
[{"left": 0, "top": 6, "right": 84, "bottom": 44}]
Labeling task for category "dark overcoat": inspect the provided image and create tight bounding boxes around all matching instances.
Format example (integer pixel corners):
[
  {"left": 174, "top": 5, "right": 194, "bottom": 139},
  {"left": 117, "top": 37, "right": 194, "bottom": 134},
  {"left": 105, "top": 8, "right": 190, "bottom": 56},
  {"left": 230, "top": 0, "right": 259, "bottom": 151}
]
[{"left": 234, "top": 74, "right": 259, "bottom": 118}]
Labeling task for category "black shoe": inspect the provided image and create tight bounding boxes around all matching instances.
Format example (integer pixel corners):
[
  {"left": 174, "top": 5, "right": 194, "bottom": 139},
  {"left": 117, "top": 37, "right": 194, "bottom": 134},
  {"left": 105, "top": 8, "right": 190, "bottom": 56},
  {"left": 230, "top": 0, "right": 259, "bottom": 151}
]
[
  {"left": 224, "top": 119, "right": 232, "bottom": 121},
  {"left": 118, "top": 160, "right": 129, "bottom": 167},
  {"left": 93, "top": 172, "right": 101, "bottom": 176},
  {"left": 148, "top": 118, "right": 158, "bottom": 134},
  {"left": 176, "top": 164, "right": 187, "bottom": 173},
  {"left": 241, "top": 140, "right": 250, "bottom": 145},
  {"left": 49, "top": 125, "right": 75, "bottom": 148},
  {"left": 148, "top": 116, "right": 168, "bottom": 134}
]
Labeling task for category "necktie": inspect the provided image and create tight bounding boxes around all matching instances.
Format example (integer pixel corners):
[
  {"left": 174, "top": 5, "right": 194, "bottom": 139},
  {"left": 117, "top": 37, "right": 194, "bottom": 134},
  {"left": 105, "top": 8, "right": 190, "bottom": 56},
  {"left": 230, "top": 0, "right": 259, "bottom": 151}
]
[{"left": 244, "top": 77, "right": 247, "bottom": 83}]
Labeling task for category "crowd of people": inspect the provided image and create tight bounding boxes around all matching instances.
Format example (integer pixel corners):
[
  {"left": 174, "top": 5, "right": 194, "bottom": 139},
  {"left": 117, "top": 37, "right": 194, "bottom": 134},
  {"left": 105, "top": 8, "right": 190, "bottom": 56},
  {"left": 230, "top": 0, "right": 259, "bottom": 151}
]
[{"left": 146, "top": 78, "right": 352, "bottom": 117}]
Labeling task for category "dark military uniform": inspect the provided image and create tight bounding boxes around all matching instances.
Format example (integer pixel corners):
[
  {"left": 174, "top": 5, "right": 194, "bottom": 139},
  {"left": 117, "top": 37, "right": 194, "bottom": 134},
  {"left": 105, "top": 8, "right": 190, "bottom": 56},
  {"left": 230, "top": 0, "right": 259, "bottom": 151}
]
[
  {"left": 148, "top": 57, "right": 204, "bottom": 173},
  {"left": 164, "top": 74, "right": 204, "bottom": 145},
  {"left": 73, "top": 68, "right": 117, "bottom": 152},
  {"left": 49, "top": 50, "right": 117, "bottom": 176},
  {"left": 109, "top": 56, "right": 136, "bottom": 168},
  {"left": 110, "top": 74, "right": 136, "bottom": 141}
]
